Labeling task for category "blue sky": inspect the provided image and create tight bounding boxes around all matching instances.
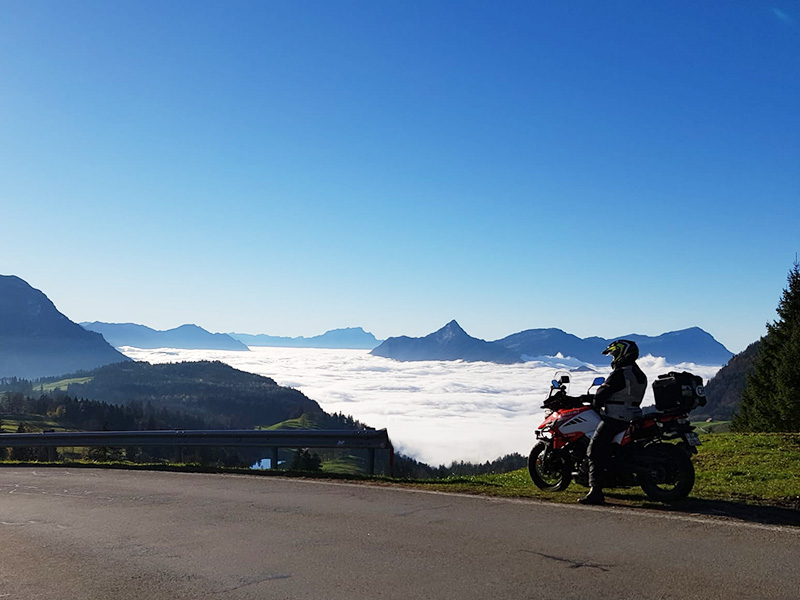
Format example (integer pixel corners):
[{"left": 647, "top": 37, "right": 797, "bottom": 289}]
[{"left": 2, "top": 1, "right": 798, "bottom": 353}]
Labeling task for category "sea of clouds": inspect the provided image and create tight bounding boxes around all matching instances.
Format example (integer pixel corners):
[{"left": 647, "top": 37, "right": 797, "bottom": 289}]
[{"left": 120, "top": 347, "right": 722, "bottom": 467}]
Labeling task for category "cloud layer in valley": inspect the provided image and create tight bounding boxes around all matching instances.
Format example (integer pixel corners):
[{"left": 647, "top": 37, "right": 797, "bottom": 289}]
[{"left": 121, "top": 347, "right": 722, "bottom": 466}]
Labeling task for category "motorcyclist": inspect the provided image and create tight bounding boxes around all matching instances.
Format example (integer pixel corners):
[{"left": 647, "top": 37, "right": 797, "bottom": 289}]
[{"left": 579, "top": 339, "right": 647, "bottom": 505}]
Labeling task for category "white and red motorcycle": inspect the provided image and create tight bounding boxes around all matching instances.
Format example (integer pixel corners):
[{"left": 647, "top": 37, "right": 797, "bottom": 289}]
[{"left": 528, "top": 371, "right": 705, "bottom": 502}]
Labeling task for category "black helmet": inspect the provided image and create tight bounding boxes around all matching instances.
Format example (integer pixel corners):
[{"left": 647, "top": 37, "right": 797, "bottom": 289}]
[{"left": 602, "top": 339, "right": 639, "bottom": 368}]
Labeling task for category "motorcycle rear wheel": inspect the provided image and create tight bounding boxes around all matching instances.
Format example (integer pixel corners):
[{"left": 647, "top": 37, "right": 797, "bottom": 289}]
[
  {"left": 639, "top": 443, "right": 695, "bottom": 503},
  {"left": 528, "top": 442, "right": 572, "bottom": 491}
]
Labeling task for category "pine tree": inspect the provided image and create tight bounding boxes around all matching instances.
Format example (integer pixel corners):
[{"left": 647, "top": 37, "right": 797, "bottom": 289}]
[{"left": 733, "top": 261, "right": 800, "bottom": 432}]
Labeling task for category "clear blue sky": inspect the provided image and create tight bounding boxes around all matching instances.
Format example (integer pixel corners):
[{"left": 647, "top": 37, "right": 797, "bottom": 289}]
[{"left": 2, "top": 1, "right": 798, "bottom": 353}]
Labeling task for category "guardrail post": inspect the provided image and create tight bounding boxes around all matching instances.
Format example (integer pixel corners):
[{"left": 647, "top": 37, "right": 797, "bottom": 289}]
[
  {"left": 271, "top": 446, "right": 279, "bottom": 470},
  {"left": 367, "top": 448, "right": 375, "bottom": 476}
]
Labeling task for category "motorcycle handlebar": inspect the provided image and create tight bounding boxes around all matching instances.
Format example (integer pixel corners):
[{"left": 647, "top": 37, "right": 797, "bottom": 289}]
[{"left": 542, "top": 393, "right": 593, "bottom": 410}]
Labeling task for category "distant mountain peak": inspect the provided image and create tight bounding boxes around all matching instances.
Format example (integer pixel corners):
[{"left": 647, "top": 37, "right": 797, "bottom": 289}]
[
  {"left": 229, "top": 327, "right": 381, "bottom": 349},
  {"left": 372, "top": 321, "right": 519, "bottom": 364},
  {"left": 0, "top": 275, "right": 131, "bottom": 379},
  {"left": 81, "top": 322, "right": 249, "bottom": 351},
  {"left": 432, "top": 320, "right": 467, "bottom": 341}
]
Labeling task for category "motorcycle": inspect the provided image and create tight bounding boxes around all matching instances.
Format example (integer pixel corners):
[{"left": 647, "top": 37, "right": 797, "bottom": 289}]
[{"left": 528, "top": 371, "right": 705, "bottom": 502}]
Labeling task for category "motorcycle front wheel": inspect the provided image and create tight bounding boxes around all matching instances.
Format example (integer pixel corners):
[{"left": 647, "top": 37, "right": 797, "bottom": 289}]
[
  {"left": 639, "top": 443, "right": 695, "bottom": 502},
  {"left": 528, "top": 442, "right": 572, "bottom": 491}
]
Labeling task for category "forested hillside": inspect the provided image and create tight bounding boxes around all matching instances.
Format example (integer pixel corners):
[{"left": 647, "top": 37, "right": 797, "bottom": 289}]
[
  {"left": 702, "top": 340, "right": 762, "bottom": 420},
  {"left": 1, "top": 390, "right": 215, "bottom": 432},
  {"left": 28, "top": 360, "right": 324, "bottom": 429}
]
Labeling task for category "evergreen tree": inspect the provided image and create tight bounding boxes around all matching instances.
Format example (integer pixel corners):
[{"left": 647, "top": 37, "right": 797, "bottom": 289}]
[
  {"left": 290, "top": 448, "right": 322, "bottom": 472},
  {"left": 734, "top": 261, "right": 800, "bottom": 432},
  {"left": 10, "top": 422, "right": 35, "bottom": 461}
]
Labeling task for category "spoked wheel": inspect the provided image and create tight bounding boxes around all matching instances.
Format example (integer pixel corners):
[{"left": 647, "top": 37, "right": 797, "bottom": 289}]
[
  {"left": 528, "top": 442, "right": 572, "bottom": 491},
  {"left": 639, "top": 443, "right": 695, "bottom": 502}
]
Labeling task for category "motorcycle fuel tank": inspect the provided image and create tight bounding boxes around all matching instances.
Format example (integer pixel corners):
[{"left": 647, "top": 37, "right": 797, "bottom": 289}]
[{"left": 554, "top": 406, "right": 602, "bottom": 437}]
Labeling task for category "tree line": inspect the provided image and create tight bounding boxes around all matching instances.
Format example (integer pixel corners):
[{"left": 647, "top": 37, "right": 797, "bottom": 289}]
[
  {"left": 0, "top": 390, "right": 246, "bottom": 464},
  {"left": 733, "top": 260, "right": 800, "bottom": 432},
  {"left": 391, "top": 452, "right": 527, "bottom": 479}
]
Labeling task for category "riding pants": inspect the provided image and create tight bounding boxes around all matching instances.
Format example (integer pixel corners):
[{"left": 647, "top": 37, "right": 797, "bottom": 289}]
[{"left": 587, "top": 416, "right": 629, "bottom": 489}]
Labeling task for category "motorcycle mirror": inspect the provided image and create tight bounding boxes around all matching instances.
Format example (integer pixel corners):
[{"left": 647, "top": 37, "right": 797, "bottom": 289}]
[
  {"left": 559, "top": 375, "right": 570, "bottom": 384},
  {"left": 592, "top": 377, "right": 605, "bottom": 386}
]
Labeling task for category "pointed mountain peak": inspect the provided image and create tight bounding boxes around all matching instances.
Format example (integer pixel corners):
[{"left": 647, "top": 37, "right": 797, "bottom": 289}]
[
  {"left": 371, "top": 320, "right": 520, "bottom": 363},
  {"left": 431, "top": 320, "right": 468, "bottom": 341}
]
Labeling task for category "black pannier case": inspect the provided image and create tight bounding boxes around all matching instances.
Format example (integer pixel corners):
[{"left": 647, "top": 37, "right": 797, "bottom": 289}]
[{"left": 652, "top": 371, "right": 707, "bottom": 414}]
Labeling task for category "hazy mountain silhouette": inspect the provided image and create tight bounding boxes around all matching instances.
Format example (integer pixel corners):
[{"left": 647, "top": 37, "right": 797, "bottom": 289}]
[
  {"left": 372, "top": 321, "right": 733, "bottom": 365},
  {"left": 82, "top": 322, "right": 249, "bottom": 351},
  {"left": 496, "top": 326, "right": 733, "bottom": 365},
  {"left": 0, "top": 275, "right": 131, "bottom": 379},
  {"left": 371, "top": 320, "right": 520, "bottom": 363},
  {"left": 230, "top": 327, "right": 381, "bottom": 349}
]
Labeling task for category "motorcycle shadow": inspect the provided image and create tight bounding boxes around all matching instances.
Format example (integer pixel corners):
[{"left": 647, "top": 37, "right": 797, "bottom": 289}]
[{"left": 604, "top": 491, "right": 800, "bottom": 528}]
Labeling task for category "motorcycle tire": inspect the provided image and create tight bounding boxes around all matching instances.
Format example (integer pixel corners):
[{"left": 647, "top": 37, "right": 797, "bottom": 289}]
[
  {"left": 639, "top": 442, "right": 695, "bottom": 503},
  {"left": 528, "top": 442, "right": 572, "bottom": 492}
]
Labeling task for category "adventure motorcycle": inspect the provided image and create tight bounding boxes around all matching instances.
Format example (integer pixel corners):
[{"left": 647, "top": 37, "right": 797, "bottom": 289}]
[{"left": 528, "top": 371, "right": 706, "bottom": 502}]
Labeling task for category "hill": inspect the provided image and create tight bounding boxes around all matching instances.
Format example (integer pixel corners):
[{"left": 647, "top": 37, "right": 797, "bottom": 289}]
[
  {"left": 82, "top": 322, "right": 249, "bottom": 351},
  {"left": 48, "top": 360, "right": 324, "bottom": 429},
  {"left": 230, "top": 327, "right": 381, "bottom": 349},
  {"left": 371, "top": 320, "right": 520, "bottom": 364},
  {"left": 702, "top": 340, "right": 762, "bottom": 420},
  {"left": 0, "top": 275, "right": 131, "bottom": 379}
]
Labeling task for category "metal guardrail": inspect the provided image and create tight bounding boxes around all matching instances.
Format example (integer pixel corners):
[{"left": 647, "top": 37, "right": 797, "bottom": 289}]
[{"left": 0, "top": 429, "right": 394, "bottom": 476}]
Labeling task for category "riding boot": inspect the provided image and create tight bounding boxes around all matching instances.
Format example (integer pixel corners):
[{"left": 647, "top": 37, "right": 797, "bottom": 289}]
[{"left": 578, "top": 487, "right": 605, "bottom": 505}]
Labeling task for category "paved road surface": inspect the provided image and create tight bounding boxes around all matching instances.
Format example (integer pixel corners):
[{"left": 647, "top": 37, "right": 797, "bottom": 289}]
[{"left": 0, "top": 468, "right": 797, "bottom": 599}]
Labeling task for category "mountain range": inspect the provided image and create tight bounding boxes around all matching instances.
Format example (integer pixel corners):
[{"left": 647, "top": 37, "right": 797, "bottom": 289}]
[
  {"left": 371, "top": 320, "right": 733, "bottom": 366},
  {"left": 0, "top": 275, "right": 130, "bottom": 379},
  {"left": 0, "top": 273, "right": 735, "bottom": 382},
  {"left": 81, "top": 322, "right": 249, "bottom": 351},
  {"left": 78, "top": 323, "right": 382, "bottom": 351},
  {"left": 229, "top": 327, "right": 381, "bottom": 350},
  {"left": 495, "top": 325, "right": 733, "bottom": 365}
]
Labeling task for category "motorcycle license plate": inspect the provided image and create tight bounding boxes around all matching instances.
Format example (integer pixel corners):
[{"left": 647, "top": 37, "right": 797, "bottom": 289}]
[{"left": 685, "top": 432, "right": 701, "bottom": 446}]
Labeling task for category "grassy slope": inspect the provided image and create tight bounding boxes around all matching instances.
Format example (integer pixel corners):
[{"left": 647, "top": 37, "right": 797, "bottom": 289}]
[
  {"left": 693, "top": 433, "right": 800, "bottom": 505},
  {"left": 1, "top": 414, "right": 70, "bottom": 432},
  {"left": 404, "top": 433, "right": 799, "bottom": 511},
  {"left": 260, "top": 413, "right": 370, "bottom": 474},
  {"left": 36, "top": 376, "right": 94, "bottom": 393}
]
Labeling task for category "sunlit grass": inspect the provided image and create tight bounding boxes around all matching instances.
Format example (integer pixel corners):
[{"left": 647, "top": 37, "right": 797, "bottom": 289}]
[
  {"left": 35, "top": 377, "right": 94, "bottom": 393},
  {"left": 393, "top": 433, "right": 800, "bottom": 509},
  {"left": 692, "top": 432, "right": 800, "bottom": 505}
]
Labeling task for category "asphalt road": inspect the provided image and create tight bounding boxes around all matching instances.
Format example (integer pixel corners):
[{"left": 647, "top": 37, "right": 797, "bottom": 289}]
[{"left": 0, "top": 468, "right": 797, "bottom": 600}]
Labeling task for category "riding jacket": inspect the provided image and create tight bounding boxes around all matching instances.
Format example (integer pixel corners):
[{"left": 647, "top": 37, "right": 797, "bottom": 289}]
[{"left": 594, "top": 363, "right": 647, "bottom": 422}]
